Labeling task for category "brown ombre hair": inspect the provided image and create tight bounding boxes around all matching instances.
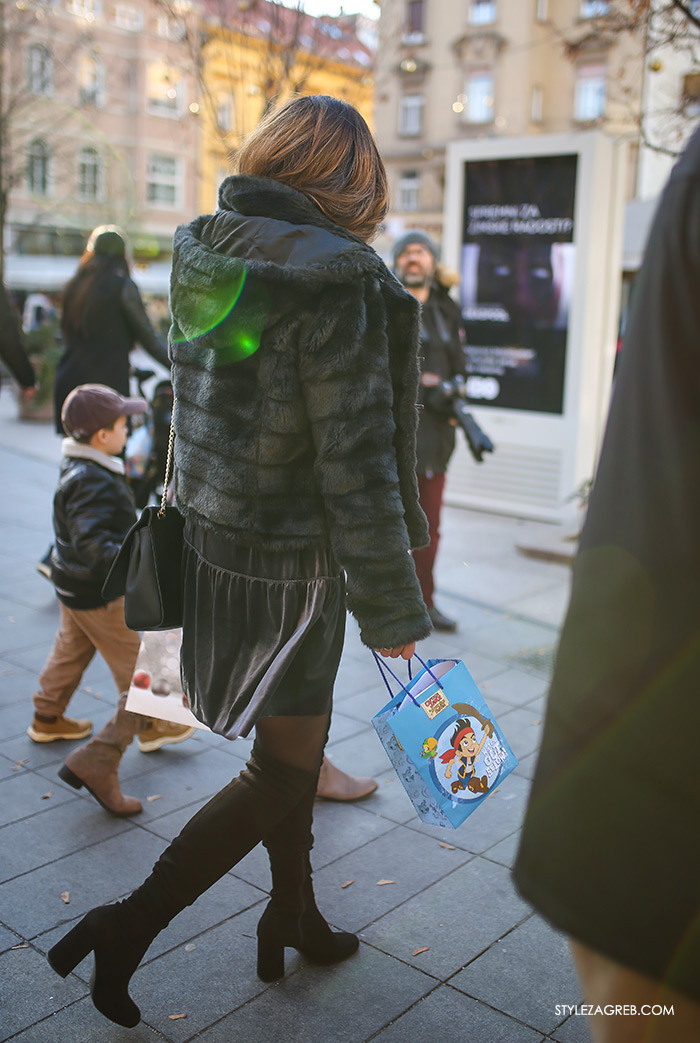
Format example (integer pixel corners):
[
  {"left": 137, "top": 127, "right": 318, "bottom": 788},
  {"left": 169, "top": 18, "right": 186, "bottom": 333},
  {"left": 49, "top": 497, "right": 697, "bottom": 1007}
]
[{"left": 232, "top": 95, "right": 388, "bottom": 242}]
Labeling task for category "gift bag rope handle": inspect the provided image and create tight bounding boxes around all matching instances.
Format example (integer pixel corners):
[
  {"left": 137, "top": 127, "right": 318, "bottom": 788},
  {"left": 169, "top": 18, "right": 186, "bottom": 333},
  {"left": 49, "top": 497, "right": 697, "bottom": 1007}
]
[
  {"left": 157, "top": 396, "right": 177, "bottom": 520},
  {"left": 372, "top": 651, "right": 444, "bottom": 706}
]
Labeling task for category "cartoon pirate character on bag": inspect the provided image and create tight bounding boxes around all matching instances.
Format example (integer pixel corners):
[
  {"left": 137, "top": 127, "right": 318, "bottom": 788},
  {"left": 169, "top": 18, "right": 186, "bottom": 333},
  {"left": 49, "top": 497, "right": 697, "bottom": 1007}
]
[{"left": 440, "top": 708, "right": 494, "bottom": 795}]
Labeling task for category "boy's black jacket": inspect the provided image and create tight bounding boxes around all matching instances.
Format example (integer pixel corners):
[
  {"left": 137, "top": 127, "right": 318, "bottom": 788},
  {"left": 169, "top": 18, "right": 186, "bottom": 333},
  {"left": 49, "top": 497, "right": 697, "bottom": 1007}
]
[{"left": 51, "top": 456, "right": 136, "bottom": 609}]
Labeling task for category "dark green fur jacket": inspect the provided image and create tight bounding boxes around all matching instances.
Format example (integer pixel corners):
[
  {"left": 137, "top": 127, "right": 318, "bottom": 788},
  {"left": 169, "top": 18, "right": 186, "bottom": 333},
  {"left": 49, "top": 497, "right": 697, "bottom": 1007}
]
[{"left": 169, "top": 175, "right": 431, "bottom": 649}]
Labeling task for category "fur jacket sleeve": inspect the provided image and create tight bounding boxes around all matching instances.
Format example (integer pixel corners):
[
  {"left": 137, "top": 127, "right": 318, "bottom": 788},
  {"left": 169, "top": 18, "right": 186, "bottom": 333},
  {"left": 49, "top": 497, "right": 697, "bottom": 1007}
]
[{"left": 297, "top": 276, "right": 431, "bottom": 649}]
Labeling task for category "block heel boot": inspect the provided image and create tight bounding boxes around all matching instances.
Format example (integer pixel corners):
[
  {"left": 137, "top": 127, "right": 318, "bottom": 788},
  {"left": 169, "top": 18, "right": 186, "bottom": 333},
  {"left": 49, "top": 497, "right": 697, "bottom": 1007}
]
[
  {"left": 47, "top": 745, "right": 317, "bottom": 1026},
  {"left": 256, "top": 855, "right": 359, "bottom": 981},
  {"left": 48, "top": 904, "right": 156, "bottom": 1027},
  {"left": 258, "top": 782, "right": 358, "bottom": 982}
]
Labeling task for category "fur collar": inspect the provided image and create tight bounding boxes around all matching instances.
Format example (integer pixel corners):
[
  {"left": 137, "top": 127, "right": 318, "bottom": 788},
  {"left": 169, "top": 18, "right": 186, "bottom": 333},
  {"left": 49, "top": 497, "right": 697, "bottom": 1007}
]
[
  {"left": 171, "top": 175, "right": 411, "bottom": 298},
  {"left": 62, "top": 438, "right": 125, "bottom": 475}
]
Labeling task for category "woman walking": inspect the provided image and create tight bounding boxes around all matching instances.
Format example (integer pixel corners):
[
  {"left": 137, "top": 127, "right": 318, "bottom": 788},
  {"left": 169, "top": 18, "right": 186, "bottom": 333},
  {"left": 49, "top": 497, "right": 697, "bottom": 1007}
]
[
  {"left": 53, "top": 225, "right": 170, "bottom": 431},
  {"left": 47, "top": 95, "right": 431, "bottom": 1027}
]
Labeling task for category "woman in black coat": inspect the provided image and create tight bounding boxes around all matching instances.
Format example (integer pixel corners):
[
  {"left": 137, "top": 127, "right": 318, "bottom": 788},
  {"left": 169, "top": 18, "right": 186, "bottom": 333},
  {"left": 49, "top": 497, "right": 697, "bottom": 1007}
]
[
  {"left": 53, "top": 225, "right": 169, "bottom": 432},
  {"left": 48, "top": 96, "right": 432, "bottom": 1027}
]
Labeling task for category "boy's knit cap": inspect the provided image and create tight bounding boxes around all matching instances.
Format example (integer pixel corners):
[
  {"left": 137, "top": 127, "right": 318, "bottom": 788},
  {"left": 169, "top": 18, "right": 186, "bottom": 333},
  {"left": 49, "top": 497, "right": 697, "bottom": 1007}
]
[{"left": 61, "top": 384, "right": 147, "bottom": 440}]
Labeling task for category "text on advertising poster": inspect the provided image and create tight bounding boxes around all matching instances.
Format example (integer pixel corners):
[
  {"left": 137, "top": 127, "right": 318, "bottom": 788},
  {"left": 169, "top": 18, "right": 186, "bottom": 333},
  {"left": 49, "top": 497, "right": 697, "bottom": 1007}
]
[{"left": 461, "top": 153, "right": 578, "bottom": 414}]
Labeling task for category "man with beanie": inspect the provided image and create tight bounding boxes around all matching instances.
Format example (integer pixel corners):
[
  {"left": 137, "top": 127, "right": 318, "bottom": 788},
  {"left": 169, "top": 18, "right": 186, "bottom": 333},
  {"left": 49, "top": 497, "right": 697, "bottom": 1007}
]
[{"left": 393, "top": 231, "right": 467, "bottom": 633}]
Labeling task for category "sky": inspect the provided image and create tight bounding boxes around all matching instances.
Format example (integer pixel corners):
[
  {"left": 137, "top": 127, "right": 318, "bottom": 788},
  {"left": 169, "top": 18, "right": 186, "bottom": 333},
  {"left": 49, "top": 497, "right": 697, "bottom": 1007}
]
[{"left": 277, "top": 0, "right": 379, "bottom": 18}]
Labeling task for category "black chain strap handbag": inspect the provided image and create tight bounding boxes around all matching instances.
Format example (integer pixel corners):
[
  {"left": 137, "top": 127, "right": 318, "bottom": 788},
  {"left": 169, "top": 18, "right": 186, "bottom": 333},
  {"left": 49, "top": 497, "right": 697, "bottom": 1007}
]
[{"left": 102, "top": 404, "right": 184, "bottom": 630}]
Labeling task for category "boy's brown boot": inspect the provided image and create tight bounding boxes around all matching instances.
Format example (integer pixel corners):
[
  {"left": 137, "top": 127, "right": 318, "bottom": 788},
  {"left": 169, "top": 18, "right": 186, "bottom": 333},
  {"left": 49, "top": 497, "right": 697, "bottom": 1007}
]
[{"left": 28, "top": 714, "right": 92, "bottom": 743}]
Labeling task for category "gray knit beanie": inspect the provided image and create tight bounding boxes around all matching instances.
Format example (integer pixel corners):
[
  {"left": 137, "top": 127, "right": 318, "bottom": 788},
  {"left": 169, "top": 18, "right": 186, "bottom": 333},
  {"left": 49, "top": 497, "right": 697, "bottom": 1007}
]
[{"left": 392, "top": 229, "right": 440, "bottom": 268}]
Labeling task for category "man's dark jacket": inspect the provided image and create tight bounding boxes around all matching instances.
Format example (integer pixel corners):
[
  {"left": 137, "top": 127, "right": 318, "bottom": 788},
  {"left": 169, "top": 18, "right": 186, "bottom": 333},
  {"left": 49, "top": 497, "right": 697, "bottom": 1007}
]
[
  {"left": 51, "top": 443, "right": 136, "bottom": 609},
  {"left": 416, "top": 280, "right": 467, "bottom": 476},
  {"left": 169, "top": 175, "right": 431, "bottom": 650}
]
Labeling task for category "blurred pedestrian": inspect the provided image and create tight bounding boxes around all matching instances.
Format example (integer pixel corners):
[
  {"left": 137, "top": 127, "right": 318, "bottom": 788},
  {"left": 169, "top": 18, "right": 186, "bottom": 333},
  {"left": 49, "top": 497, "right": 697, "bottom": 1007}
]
[
  {"left": 514, "top": 127, "right": 700, "bottom": 1040},
  {"left": 47, "top": 94, "right": 431, "bottom": 1027},
  {"left": 29, "top": 384, "right": 193, "bottom": 815},
  {"left": 0, "top": 282, "right": 36, "bottom": 397},
  {"left": 35, "top": 225, "right": 170, "bottom": 580},
  {"left": 53, "top": 225, "right": 169, "bottom": 432},
  {"left": 394, "top": 231, "right": 467, "bottom": 632}
]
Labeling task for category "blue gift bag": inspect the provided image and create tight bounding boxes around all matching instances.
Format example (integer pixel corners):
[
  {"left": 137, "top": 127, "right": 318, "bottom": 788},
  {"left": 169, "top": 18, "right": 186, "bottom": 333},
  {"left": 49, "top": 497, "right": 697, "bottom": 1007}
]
[{"left": 372, "top": 655, "right": 519, "bottom": 829}]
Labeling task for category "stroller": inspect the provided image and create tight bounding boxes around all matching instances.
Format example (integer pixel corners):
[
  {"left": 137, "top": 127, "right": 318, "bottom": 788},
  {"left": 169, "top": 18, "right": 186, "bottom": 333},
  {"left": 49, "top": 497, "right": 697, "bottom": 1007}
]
[{"left": 125, "top": 368, "right": 174, "bottom": 509}]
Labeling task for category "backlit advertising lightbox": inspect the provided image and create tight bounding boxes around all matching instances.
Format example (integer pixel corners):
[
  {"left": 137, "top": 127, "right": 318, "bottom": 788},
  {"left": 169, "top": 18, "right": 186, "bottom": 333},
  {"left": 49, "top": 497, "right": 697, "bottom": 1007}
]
[
  {"left": 461, "top": 154, "right": 577, "bottom": 415},
  {"left": 443, "top": 133, "right": 626, "bottom": 522}
]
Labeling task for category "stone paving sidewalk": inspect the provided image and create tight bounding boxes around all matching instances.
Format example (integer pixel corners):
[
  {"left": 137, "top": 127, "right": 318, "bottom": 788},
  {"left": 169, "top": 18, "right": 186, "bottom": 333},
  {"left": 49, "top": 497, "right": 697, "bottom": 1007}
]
[{"left": 0, "top": 393, "right": 590, "bottom": 1043}]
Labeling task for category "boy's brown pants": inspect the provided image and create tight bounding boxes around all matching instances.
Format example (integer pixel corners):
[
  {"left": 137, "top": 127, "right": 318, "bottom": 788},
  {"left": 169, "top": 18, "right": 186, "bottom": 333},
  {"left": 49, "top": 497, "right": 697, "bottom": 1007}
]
[{"left": 33, "top": 597, "right": 140, "bottom": 718}]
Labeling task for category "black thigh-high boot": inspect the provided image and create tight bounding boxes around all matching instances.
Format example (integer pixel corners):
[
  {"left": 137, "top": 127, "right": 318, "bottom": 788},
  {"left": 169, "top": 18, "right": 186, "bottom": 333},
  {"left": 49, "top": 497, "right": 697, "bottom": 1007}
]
[
  {"left": 48, "top": 743, "right": 316, "bottom": 1027},
  {"left": 257, "top": 778, "right": 359, "bottom": 981}
]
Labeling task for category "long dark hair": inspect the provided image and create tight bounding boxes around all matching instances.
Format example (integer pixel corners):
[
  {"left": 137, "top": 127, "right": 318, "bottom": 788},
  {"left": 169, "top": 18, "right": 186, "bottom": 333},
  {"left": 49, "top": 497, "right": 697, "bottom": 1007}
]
[{"left": 61, "top": 250, "right": 130, "bottom": 338}]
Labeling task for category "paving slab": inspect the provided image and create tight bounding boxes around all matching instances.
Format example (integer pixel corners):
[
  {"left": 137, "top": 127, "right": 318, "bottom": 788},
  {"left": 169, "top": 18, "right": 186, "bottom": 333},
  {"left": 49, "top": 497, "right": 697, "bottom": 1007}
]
[
  {"left": 509, "top": 581, "right": 572, "bottom": 628},
  {"left": 513, "top": 749, "right": 540, "bottom": 782},
  {"left": 0, "top": 944, "right": 87, "bottom": 1039},
  {"left": 5, "top": 998, "right": 166, "bottom": 1043},
  {"left": 495, "top": 704, "right": 546, "bottom": 762},
  {"left": 0, "top": 830, "right": 166, "bottom": 939},
  {"left": 130, "top": 906, "right": 280, "bottom": 1040},
  {"left": 480, "top": 830, "right": 522, "bottom": 870},
  {"left": 0, "top": 661, "right": 37, "bottom": 704},
  {"left": 449, "top": 914, "right": 582, "bottom": 1036},
  {"left": 0, "top": 798, "right": 135, "bottom": 884},
  {"left": 371, "top": 984, "right": 544, "bottom": 1043},
  {"left": 192, "top": 942, "right": 437, "bottom": 1043},
  {"left": 0, "top": 767, "right": 78, "bottom": 828},
  {"left": 360, "top": 857, "right": 531, "bottom": 980},
  {"left": 312, "top": 824, "right": 473, "bottom": 935},
  {"left": 0, "top": 922, "right": 26, "bottom": 956},
  {"left": 479, "top": 666, "right": 550, "bottom": 707},
  {"left": 551, "top": 1010, "right": 596, "bottom": 1042}
]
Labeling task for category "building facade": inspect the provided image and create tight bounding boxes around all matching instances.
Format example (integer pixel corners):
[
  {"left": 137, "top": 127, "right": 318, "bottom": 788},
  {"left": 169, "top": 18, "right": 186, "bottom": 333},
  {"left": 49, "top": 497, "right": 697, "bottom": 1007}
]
[
  {"left": 3, "top": 0, "right": 375, "bottom": 298},
  {"left": 4, "top": 0, "right": 201, "bottom": 293},
  {"left": 196, "top": 0, "right": 375, "bottom": 214},
  {"left": 374, "top": 0, "right": 699, "bottom": 256}
]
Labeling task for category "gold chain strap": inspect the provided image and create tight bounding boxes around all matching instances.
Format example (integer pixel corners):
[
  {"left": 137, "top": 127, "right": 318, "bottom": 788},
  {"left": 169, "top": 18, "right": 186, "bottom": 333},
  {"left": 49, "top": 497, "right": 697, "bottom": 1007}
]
[{"left": 158, "top": 395, "right": 176, "bottom": 519}]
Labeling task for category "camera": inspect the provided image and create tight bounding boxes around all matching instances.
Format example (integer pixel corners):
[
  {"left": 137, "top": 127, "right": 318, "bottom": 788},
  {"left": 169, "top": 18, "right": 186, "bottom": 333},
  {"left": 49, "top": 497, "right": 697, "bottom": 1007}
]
[{"left": 439, "top": 376, "right": 495, "bottom": 464}]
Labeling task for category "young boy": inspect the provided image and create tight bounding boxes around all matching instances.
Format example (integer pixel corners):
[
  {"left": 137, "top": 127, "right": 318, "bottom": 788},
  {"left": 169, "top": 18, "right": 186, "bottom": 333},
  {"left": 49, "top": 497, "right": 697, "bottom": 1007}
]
[{"left": 28, "top": 383, "right": 193, "bottom": 815}]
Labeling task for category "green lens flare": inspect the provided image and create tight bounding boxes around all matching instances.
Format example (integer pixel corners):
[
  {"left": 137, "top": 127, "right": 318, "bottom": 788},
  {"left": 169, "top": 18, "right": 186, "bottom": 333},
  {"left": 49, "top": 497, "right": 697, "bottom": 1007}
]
[{"left": 171, "top": 267, "right": 248, "bottom": 344}]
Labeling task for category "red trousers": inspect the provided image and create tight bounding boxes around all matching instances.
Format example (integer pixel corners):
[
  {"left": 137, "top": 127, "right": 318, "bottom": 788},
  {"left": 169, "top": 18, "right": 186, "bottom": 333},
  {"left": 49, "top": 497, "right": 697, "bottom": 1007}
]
[{"left": 413, "top": 472, "right": 446, "bottom": 609}]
